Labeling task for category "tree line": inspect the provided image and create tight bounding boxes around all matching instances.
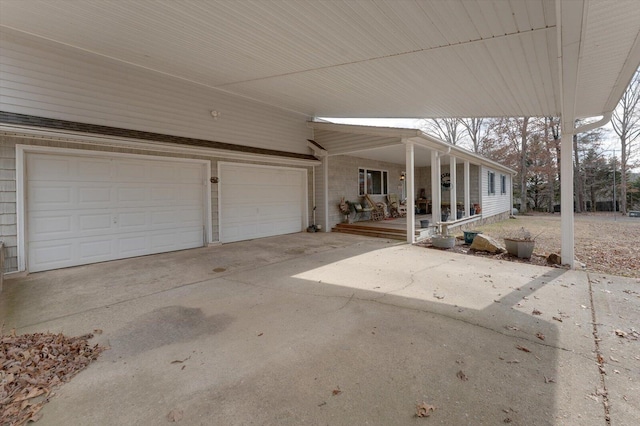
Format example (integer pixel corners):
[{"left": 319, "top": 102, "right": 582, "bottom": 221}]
[{"left": 420, "top": 71, "right": 640, "bottom": 214}]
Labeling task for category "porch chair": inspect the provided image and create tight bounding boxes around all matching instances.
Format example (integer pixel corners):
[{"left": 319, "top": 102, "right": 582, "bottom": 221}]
[
  {"left": 387, "top": 194, "right": 401, "bottom": 217},
  {"left": 352, "top": 202, "right": 374, "bottom": 221},
  {"left": 364, "top": 194, "right": 385, "bottom": 221}
]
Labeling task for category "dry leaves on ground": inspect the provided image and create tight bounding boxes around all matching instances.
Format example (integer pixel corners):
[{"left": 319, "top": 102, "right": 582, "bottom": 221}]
[
  {"left": 416, "top": 402, "right": 436, "bottom": 418},
  {"left": 1, "top": 331, "right": 104, "bottom": 425}
]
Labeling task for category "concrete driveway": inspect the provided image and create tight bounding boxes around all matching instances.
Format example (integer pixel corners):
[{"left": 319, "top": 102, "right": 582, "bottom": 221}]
[{"left": 2, "top": 233, "right": 638, "bottom": 425}]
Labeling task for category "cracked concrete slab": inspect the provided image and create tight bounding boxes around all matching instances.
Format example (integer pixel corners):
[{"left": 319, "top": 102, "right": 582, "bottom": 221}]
[{"left": 1, "top": 232, "right": 637, "bottom": 425}]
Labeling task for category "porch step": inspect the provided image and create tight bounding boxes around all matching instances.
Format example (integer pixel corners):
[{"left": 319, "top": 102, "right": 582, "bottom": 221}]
[{"left": 332, "top": 223, "right": 415, "bottom": 241}]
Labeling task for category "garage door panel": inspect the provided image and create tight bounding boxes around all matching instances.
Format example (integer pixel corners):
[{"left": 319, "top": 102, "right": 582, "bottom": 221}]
[
  {"left": 77, "top": 159, "right": 111, "bottom": 180},
  {"left": 78, "top": 186, "right": 112, "bottom": 204},
  {"left": 26, "top": 152, "right": 207, "bottom": 272},
  {"left": 220, "top": 164, "right": 305, "bottom": 243},
  {"left": 79, "top": 239, "right": 113, "bottom": 259},
  {"left": 28, "top": 240, "right": 75, "bottom": 268},
  {"left": 28, "top": 185, "right": 73, "bottom": 207},
  {"left": 79, "top": 214, "right": 112, "bottom": 231},
  {"left": 30, "top": 215, "right": 73, "bottom": 236},
  {"left": 28, "top": 156, "right": 72, "bottom": 180}
]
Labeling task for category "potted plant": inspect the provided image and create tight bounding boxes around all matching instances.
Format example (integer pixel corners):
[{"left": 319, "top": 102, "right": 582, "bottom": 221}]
[
  {"left": 431, "top": 227, "right": 456, "bottom": 249},
  {"left": 503, "top": 227, "right": 537, "bottom": 259}
]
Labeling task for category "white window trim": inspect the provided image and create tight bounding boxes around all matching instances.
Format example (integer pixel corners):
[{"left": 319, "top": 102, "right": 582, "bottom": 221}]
[
  {"left": 358, "top": 167, "right": 389, "bottom": 196},
  {"left": 15, "top": 144, "right": 212, "bottom": 272}
]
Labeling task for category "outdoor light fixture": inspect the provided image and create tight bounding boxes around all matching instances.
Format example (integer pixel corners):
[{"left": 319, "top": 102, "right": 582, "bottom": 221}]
[{"left": 400, "top": 172, "right": 406, "bottom": 181}]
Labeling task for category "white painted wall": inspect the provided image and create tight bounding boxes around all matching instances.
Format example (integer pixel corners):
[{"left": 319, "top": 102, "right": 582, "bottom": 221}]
[
  {"left": 0, "top": 28, "right": 312, "bottom": 154},
  {"left": 480, "top": 166, "right": 512, "bottom": 217}
]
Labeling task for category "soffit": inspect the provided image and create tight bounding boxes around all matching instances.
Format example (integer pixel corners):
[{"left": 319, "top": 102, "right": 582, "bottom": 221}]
[{"left": 0, "top": 0, "right": 638, "bottom": 120}]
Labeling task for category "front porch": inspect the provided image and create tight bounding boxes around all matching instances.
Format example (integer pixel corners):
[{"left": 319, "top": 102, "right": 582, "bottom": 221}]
[{"left": 332, "top": 212, "right": 484, "bottom": 241}]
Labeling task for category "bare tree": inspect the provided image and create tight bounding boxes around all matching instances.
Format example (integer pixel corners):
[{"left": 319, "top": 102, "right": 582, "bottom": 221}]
[
  {"left": 420, "top": 118, "right": 463, "bottom": 146},
  {"left": 460, "top": 118, "right": 488, "bottom": 153},
  {"left": 611, "top": 70, "right": 640, "bottom": 214}
]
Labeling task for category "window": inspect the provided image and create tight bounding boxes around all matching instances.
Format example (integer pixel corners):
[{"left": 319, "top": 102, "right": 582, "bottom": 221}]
[
  {"left": 500, "top": 175, "right": 506, "bottom": 194},
  {"left": 359, "top": 168, "right": 388, "bottom": 195},
  {"left": 488, "top": 171, "right": 495, "bottom": 195}
]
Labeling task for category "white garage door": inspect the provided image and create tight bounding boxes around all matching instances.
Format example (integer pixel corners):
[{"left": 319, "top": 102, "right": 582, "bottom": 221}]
[
  {"left": 219, "top": 163, "right": 306, "bottom": 243},
  {"left": 26, "top": 152, "right": 207, "bottom": 272}
]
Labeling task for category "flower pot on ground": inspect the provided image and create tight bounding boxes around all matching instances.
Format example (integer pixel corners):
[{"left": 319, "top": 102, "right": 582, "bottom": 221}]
[
  {"left": 503, "top": 227, "right": 537, "bottom": 259},
  {"left": 420, "top": 219, "right": 430, "bottom": 228},
  {"left": 432, "top": 234, "right": 456, "bottom": 249},
  {"left": 463, "top": 230, "right": 482, "bottom": 244}
]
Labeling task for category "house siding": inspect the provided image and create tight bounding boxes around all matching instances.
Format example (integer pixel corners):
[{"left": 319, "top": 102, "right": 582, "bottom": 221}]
[
  {"left": 481, "top": 166, "right": 512, "bottom": 217},
  {"left": 0, "top": 28, "right": 312, "bottom": 155},
  {"left": 0, "top": 135, "right": 313, "bottom": 273}
]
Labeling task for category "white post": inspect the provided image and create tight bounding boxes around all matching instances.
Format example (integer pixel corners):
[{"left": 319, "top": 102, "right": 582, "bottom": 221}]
[
  {"left": 431, "top": 150, "right": 441, "bottom": 224},
  {"left": 561, "top": 131, "right": 575, "bottom": 267},
  {"left": 405, "top": 141, "right": 415, "bottom": 243},
  {"left": 322, "top": 156, "right": 330, "bottom": 232},
  {"left": 464, "top": 160, "right": 470, "bottom": 217},
  {"left": 449, "top": 155, "right": 457, "bottom": 220}
]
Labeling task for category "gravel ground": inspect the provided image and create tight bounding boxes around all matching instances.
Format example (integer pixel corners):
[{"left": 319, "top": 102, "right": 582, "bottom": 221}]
[{"left": 429, "top": 212, "right": 640, "bottom": 279}]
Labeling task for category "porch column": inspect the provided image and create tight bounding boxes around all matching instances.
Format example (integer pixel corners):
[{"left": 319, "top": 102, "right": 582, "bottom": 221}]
[
  {"left": 322, "top": 155, "right": 329, "bottom": 232},
  {"left": 431, "top": 150, "right": 441, "bottom": 224},
  {"left": 404, "top": 141, "right": 415, "bottom": 243},
  {"left": 449, "top": 155, "right": 457, "bottom": 219},
  {"left": 561, "top": 131, "right": 575, "bottom": 267},
  {"left": 464, "top": 160, "right": 470, "bottom": 217}
]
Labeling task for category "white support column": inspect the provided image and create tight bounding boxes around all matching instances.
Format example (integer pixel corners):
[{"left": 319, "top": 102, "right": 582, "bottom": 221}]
[
  {"left": 464, "top": 161, "right": 470, "bottom": 217},
  {"left": 561, "top": 131, "right": 575, "bottom": 267},
  {"left": 449, "top": 156, "right": 457, "bottom": 219},
  {"left": 431, "top": 150, "right": 441, "bottom": 224},
  {"left": 322, "top": 155, "right": 330, "bottom": 232},
  {"left": 405, "top": 141, "right": 415, "bottom": 243}
]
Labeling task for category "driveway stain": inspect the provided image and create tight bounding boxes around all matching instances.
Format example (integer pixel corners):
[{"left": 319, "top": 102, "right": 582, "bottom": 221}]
[{"left": 110, "top": 305, "right": 233, "bottom": 357}]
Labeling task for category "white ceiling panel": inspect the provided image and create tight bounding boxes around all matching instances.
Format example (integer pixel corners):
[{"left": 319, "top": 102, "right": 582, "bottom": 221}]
[{"left": 0, "top": 0, "right": 639, "bottom": 121}]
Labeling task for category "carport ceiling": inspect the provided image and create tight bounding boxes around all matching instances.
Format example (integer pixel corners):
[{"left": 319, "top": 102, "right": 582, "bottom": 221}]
[{"left": 1, "top": 0, "right": 639, "bottom": 120}]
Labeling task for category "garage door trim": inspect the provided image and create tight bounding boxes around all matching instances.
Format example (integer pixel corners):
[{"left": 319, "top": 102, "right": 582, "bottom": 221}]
[{"left": 16, "top": 144, "right": 212, "bottom": 272}]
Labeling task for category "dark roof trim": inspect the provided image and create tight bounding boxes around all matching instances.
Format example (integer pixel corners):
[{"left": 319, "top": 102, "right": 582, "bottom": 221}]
[{"left": 0, "top": 111, "right": 317, "bottom": 161}]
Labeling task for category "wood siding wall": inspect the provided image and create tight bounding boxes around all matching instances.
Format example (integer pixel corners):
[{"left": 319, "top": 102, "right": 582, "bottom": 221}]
[{"left": 0, "top": 29, "right": 312, "bottom": 154}]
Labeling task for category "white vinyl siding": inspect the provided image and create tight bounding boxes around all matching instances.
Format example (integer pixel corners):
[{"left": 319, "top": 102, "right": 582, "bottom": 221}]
[
  {"left": 481, "top": 166, "right": 511, "bottom": 217},
  {"left": 0, "top": 29, "right": 311, "bottom": 155}
]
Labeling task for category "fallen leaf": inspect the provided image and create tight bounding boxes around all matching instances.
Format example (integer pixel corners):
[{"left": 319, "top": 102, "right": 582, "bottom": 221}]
[
  {"left": 332, "top": 387, "right": 342, "bottom": 396},
  {"left": 167, "top": 409, "right": 183, "bottom": 422},
  {"left": 506, "top": 326, "right": 520, "bottom": 331},
  {"left": 456, "top": 370, "right": 468, "bottom": 381},
  {"left": 507, "top": 359, "right": 520, "bottom": 364},
  {"left": 212, "top": 267, "right": 226, "bottom": 273},
  {"left": 504, "top": 418, "right": 512, "bottom": 423},
  {"left": 515, "top": 345, "right": 531, "bottom": 353},
  {"left": 258, "top": 333, "right": 263, "bottom": 337},
  {"left": 532, "top": 309, "right": 542, "bottom": 315},
  {"left": 552, "top": 316, "right": 563, "bottom": 322},
  {"left": 93, "top": 329, "right": 103, "bottom": 335},
  {"left": 536, "top": 332, "right": 545, "bottom": 341},
  {"left": 544, "top": 376, "right": 555, "bottom": 384},
  {"left": 170, "top": 356, "right": 191, "bottom": 364},
  {"left": 614, "top": 329, "right": 627, "bottom": 338},
  {"left": 416, "top": 402, "right": 436, "bottom": 418}
]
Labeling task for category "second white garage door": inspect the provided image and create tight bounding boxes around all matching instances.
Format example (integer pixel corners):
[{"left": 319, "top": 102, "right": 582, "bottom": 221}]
[
  {"left": 26, "top": 152, "right": 208, "bottom": 272},
  {"left": 219, "top": 163, "right": 307, "bottom": 243}
]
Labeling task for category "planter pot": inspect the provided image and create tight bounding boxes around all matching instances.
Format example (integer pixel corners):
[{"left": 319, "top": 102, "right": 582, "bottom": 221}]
[
  {"left": 420, "top": 219, "right": 430, "bottom": 228},
  {"left": 457, "top": 210, "right": 463, "bottom": 219},
  {"left": 463, "top": 230, "right": 482, "bottom": 244},
  {"left": 441, "top": 213, "right": 449, "bottom": 222},
  {"left": 504, "top": 238, "right": 535, "bottom": 259},
  {"left": 432, "top": 235, "right": 456, "bottom": 249}
]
